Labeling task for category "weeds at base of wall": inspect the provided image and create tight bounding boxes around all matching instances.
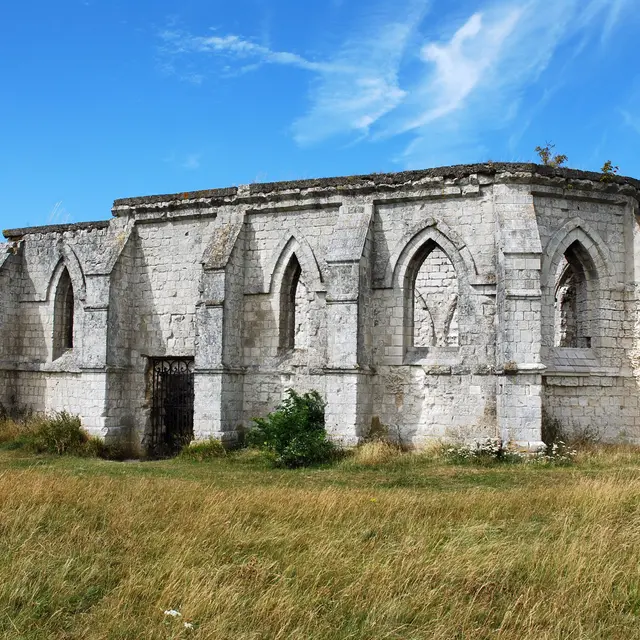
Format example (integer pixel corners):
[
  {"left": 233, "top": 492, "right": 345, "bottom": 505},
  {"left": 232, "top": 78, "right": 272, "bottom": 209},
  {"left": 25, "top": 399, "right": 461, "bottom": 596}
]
[
  {"left": 542, "top": 408, "right": 602, "bottom": 452},
  {"left": 178, "top": 438, "right": 227, "bottom": 461},
  {"left": 364, "top": 416, "right": 411, "bottom": 451},
  {"left": 440, "top": 437, "right": 577, "bottom": 466},
  {"left": 441, "top": 438, "right": 525, "bottom": 465},
  {"left": 0, "top": 410, "right": 129, "bottom": 460},
  {"left": 0, "top": 399, "right": 588, "bottom": 468},
  {"left": 343, "top": 441, "right": 406, "bottom": 467},
  {"left": 340, "top": 415, "right": 410, "bottom": 467}
]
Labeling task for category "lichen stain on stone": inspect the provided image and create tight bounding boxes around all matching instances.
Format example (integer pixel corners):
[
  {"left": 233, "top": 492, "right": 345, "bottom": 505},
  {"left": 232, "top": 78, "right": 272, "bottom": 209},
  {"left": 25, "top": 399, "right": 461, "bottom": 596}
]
[
  {"left": 203, "top": 220, "right": 243, "bottom": 270},
  {"left": 503, "top": 361, "right": 518, "bottom": 373}
]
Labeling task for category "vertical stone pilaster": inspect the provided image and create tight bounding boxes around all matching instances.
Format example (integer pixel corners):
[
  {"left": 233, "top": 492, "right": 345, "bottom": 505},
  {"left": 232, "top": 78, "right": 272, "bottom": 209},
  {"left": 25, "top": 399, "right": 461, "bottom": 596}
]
[
  {"left": 324, "top": 202, "right": 374, "bottom": 444},
  {"left": 194, "top": 291, "right": 244, "bottom": 444},
  {"left": 193, "top": 368, "right": 243, "bottom": 444},
  {"left": 193, "top": 210, "right": 246, "bottom": 444},
  {"left": 324, "top": 370, "right": 372, "bottom": 446},
  {"left": 494, "top": 183, "right": 545, "bottom": 449},
  {"left": 80, "top": 274, "right": 111, "bottom": 436}
]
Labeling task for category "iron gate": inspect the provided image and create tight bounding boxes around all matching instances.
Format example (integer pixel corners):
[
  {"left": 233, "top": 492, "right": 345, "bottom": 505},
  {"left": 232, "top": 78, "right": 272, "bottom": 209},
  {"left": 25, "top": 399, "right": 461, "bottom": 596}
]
[{"left": 148, "top": 357, "right": 195, "bottom": 456}]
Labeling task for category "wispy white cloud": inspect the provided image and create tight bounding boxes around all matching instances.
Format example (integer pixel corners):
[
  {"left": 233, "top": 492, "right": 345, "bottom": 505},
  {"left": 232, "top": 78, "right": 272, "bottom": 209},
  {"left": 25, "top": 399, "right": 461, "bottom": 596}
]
[
  {"left": 399, "top": 10, "right": 522, "bottom": 131},
  {"left": 163, "top": 151, "right": 203, "bottom": 171},
  {"left": 159, "top": 29, "right": 340, "bottom": 74},
  {"left": 600, "top": 0, "right": 631, "bottom": 43},
  {"left": 157, "top": 0, "right": 631, "bottom": 165},
  {"left": 159, "top": 1, "right": 430, "bottom": 145},
  {"left": 292, "top": 1, "right": 430, "bottom": 144},
  {"left": 620, "top": 109, "right": 640, "bottom": 135},
  {"left": 182, "top": 153, "right": 201, "bottom": 170},
  {"left": 159, "top": 61, "right": 204, "bottom": 85},
  {"left": 47, "top": 201, "right": 71, "bottom": 225},
  {"left": 393, "top": 0, "right": 632, "bottom": 166}
]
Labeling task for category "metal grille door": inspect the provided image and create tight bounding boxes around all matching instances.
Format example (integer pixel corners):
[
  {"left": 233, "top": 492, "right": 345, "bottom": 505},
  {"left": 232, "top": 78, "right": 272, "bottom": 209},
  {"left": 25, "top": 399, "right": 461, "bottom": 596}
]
[{"left": 149, "top": 358, "right": 195, "bottom": 456}]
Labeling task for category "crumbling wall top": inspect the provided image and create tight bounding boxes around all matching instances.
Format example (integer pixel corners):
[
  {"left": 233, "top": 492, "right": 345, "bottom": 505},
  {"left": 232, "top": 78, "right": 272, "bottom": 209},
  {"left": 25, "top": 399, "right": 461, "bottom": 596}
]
[
  {"left": 111, "top": 162, "right": 640, "bottom": 215},
  {"left": 3, "top": 220, "right": 109, "bottom": 240},
  {"left": 5, "top": 163, "right": 639, "bottom": 239}
]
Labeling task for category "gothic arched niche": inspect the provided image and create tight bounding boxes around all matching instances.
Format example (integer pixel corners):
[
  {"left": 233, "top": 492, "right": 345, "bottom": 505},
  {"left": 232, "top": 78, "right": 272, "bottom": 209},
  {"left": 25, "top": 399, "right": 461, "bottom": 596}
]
[
  {"left": 278, "top": 253, "right": 309, "bottom": 351},
  {"left": 405, "top": 241, "right": 459, "bottom": 349},
  {"left": 553, "top": 240, "right": 597, "bottom": 348},
  {"left": 53, "top": 267, "right": 75, "bottom": 359}
]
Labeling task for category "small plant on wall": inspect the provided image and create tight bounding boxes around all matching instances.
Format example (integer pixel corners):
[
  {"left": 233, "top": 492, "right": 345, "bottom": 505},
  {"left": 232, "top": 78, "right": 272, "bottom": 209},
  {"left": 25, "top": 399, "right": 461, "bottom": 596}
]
[
  {"left": 600, "top": 160, "right": 619, "bottom": 183},
  {"left": 535, "top": 142, "right": 568, "bottom": 168}
]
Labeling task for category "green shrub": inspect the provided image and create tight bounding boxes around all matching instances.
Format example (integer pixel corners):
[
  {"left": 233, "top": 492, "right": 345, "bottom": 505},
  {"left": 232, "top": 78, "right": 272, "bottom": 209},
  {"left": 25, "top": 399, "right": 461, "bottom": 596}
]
[
  {"left": 248, "top": 389, "right": 337, "bottom": 468},
  {"left": 178, "top": 438, "right": 227, "bottom": 461}
]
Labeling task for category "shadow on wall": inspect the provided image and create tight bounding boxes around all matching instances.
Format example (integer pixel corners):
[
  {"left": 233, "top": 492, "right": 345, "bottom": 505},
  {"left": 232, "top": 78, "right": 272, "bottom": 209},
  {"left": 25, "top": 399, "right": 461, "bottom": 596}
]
[{"left": 117, "top": 229, "right": 167, "bottom": 453}]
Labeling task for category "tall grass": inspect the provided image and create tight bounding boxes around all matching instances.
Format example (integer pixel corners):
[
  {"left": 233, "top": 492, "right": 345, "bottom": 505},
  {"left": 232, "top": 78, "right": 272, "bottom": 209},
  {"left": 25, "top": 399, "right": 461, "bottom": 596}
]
[
  {"left": 1, "top": 447, "right": 640, "bottom": 638},
  {"left": 0, "top": 412, "right": 124, "bottom": 459}
]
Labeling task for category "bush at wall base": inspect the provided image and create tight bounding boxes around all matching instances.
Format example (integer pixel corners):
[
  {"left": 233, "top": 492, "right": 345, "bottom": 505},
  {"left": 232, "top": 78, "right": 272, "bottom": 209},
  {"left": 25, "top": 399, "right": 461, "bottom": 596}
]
[{"left": 248, "top": 389, "right": 337, "bottom": 468}]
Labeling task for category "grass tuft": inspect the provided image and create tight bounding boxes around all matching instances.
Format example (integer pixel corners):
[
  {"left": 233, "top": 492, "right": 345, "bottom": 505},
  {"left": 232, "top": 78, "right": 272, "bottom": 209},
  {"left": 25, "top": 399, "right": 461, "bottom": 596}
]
[
  {"left": 344, "top": 440, "right": 405, "bottom": 466},
  {"left": 0, "top": 412, "right": 127, "bottom": 459},
  {"left": 178, "top": 438, "right": 227, "bottom": 461}
]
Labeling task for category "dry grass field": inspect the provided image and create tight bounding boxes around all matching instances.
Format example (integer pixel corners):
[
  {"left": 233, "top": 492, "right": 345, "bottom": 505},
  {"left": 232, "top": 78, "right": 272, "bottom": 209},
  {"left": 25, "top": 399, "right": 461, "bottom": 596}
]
[{"left": 1, "top": 444, "right": 640, "bottom": 639}]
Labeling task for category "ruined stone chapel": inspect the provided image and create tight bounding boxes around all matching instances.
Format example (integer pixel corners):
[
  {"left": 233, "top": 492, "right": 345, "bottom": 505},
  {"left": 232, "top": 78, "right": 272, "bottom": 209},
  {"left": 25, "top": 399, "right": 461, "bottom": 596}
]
[{"left": 2, "top": 163, "right": 640, "bottom": 453}]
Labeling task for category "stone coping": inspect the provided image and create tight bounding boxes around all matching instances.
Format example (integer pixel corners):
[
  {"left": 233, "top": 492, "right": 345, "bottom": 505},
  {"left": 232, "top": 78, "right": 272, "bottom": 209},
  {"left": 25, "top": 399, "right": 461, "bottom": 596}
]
[
  {"left": 5, "top": 163, "right": 639, "bottom": 238},
  {"left": 114, "top": 186, "right": 238, "bottom": 207},
  {"left": 3, "top": 220, "right": 110, "bottom": 240},
  {"left": 112, "top": 163, "right": 640, "bottom": 208}
]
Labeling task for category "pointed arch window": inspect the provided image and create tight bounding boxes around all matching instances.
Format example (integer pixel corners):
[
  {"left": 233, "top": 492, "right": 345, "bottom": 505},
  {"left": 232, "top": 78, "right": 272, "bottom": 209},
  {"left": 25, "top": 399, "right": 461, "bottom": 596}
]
[
  {"left": 405, "top": 241, "right": 459, "bottom": 350},
  {"left": 553, "top": 241, "right": 596, "bottom": 348},
  {"left": 279, "top": 253, "right": 309, "bottom": 351},
  {"left": 53, "top": 267, "right": 75, "bottom": 359}
]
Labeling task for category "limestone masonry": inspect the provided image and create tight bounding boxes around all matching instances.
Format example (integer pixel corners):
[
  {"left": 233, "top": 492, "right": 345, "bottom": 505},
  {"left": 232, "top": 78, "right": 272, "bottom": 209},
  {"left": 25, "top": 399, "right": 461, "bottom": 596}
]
[{"left": 2, "top": 163, "right": 640, "bottom": 453}]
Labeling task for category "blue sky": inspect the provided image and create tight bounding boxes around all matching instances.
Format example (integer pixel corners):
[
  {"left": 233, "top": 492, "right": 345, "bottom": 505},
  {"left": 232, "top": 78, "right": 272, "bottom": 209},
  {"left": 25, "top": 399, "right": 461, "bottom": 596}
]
[{"left": 2, "top": 0, "right": 639, "bottom": 231}]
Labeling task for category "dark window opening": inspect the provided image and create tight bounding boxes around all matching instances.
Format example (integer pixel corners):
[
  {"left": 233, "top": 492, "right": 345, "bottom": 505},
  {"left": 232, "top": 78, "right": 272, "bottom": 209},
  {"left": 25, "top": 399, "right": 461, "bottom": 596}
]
[
  {"left": 279, "top": 254, "right": 302, "bottom": 351},
  {"left": 64, "top": 285, "right": 74, "bottom": 349},
  {"left": 53, "top": 268, "right": 75, "bottom": 359}
]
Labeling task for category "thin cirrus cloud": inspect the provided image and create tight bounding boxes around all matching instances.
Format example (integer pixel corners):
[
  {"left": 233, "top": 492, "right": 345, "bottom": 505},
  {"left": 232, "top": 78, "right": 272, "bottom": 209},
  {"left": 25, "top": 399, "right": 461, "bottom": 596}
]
[
  {"left": 389, "top": 0, "right": 633, "bottom": 166},
  {"left": 163, "top": 151, "right": 203, "bottom": 171},
  {"left": 182, "top": 154, "right": 201, "bottom": 170},
  {"left": 158, "top": 0, "right": 430, "bottom": 145},
  {"left": 159, "top": 28, "right": 343, "bottom": 75},
  {"left": 620, "top": 109, "right": 640, "bottom": 135},
  {"left": 619, "top": 80, "right": 640, "bottom": 137},
  {"left": 291, "top": 0, "right": 430, "bottom": 145},
  {"left": 394, "top": 9, "right": 524, "bottom": 134},
  {"left": 159, "top": 0, "right": 632, "bottom": 165}
]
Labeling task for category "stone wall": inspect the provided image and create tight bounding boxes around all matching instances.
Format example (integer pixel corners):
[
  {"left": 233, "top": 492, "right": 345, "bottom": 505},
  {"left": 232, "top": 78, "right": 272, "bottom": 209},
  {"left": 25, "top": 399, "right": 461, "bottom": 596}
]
[
  {"left": 122, "top": 217, "right": 218, "bottom": 447},
  {"left": 0, "top": 247, "right": 19, "bottom": 407},
  {"left": 532, "top": 188, "right": 639, "bottom": 442},
  {"left": 2, "top": 163, "right": 639, "bottom": 449}
]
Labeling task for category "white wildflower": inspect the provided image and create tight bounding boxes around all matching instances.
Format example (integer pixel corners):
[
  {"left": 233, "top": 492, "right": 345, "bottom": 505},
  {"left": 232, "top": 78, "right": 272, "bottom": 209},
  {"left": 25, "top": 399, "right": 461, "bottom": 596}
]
[
  {"left": 164, "top": 610, "right": 182, "bottom": 617},
  {"left": 184, "top": 621, "right": 194, "bottom": 629}
]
